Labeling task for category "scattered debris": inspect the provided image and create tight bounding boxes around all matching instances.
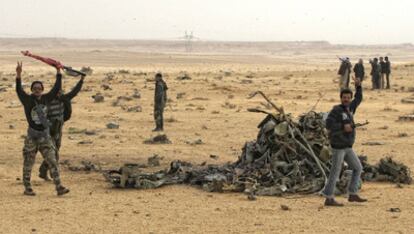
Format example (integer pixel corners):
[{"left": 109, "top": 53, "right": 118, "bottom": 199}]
[
  {"left": 61, "top": 160, "right": 101, "bottom": 172},
  {"left": 104, "top": 91, "right": 412, "bottom": 196},
  {"left": 361, "top": 156, "right": 412, "bottom": 184},
  {"left": 398, "top": 114, "right": 414, "bottom": 121},
  {"left": 147, "top": 154, "right": 164, "bottom": 167},
  {"left": 78, "top": 140, "right": 93, "bottom": 145}
]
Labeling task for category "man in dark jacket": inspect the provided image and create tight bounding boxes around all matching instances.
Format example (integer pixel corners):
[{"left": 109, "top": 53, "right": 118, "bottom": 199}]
[
  {"left": 15, "top": 62, "right": 69, "bottom": 196},
  {"left": 38, "top": 75, "right": 85, "bottom": 180},
  {"left": 153, "top": 73, "right": 168, "bottom": 131},
  {"left": 384, "top": 56, "right": 391, "bottom": 89},
  {"left": 369, "top": 58, "right": 381, "bottom": 89},
  {"left": 380, "top": 57, "right": 386, "bottom": 89},
  {"left": 322, "top": 77, "right": 367, "bottom": 206},
  {"left": 353, "top": 59, "right": 365, "bottom": 82}
]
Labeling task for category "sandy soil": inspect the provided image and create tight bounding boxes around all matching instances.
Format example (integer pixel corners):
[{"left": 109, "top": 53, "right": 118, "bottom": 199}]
[{"left": 1, "top": 46, "right": 414, "bottom": 233}]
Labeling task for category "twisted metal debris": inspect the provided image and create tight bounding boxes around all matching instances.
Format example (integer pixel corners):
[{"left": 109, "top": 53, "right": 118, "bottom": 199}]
[{"left": 104, "top": 92, "right": 411, "bottom": 196}]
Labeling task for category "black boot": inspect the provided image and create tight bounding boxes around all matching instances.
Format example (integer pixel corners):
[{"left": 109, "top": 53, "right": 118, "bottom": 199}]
[
  {"left": 348, "top": 194, "right": 367, "bottom": 202},
  {"left": 24, "top": 187, "right": 36, "bottom": 196},
  {"left": 56, "top": 186, "right": 70, "bottom": 196}
]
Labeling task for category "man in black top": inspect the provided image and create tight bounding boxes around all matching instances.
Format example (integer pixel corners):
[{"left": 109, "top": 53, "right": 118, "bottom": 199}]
[
  {"left": 353, "top": 59, "right": 365, "bottom": 82},
  {"left": 380, "top": 57, "right": 386, "bottom": 89},
  {"left": 384, "top": 57, "right": 391, "bottom": 89},
  {"left": 322, "top": 77, "right": 367, "bottom": 206},
  {"left": 15, "top": 62, "right": 69, "bottom": 196},
  {"left": 153, "top": 73, "right": 168, "bottom": 131},
  {"left": 38, "top": 75, "right": 85, "bottom": 180}
]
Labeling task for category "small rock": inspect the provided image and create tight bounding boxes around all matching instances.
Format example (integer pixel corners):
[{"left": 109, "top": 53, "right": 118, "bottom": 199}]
[
  {"left": 143, "top": 134, "right": 171, "bottom": 144},
  {"left": 176, "top": 92, "right": 186, "bottom": 99},
  {"left": 9, "top": 124, "right": 15, "bottom": 129},
  {"left": 106, "top": 122, "right": 119, "bottom": 129},
  {"left": 388, "top": 208, "right": 401, "bottom": 212},
  {"left": 92, "top": 93, "right": 104, "bottom": 103},
  {"left": 210, "top": 155, "right": 219, "bottom": 159},
  {"left": 247, "top": 194, "right": 256, "bottom": 201},
  {"left": 280, "top": 205, "right": 290, "bottom": 211},
  {"left": 78, "top": 140, "right": 93, "bottom": 145},
  {"left": 101, "top": 84, "right": 112, "bottom": 90},
  {"left": 126, "top": 105, "right": 142, "bottom": 112}
]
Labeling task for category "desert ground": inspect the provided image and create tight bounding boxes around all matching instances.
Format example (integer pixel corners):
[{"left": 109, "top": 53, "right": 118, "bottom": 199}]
[{"left": 1, "top": 40, "right": 414, "bottom": 233}]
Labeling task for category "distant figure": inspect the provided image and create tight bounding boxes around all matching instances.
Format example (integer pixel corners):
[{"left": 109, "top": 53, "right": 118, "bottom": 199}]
[
  {"left": 353, "top": 59, "right": 365, "bottom": 82},
  {"left": 323, "top": 77, "right": 367, "bottom": 206},
  {"left": 384, "top": 56, "right": 391, "bottom": 89},
  {"left": 153, "top": 73, "right": 168, "bottom": 131},
  {"left": 369, "top": 58, "right": 381, "bottom": 89},
  {"left": 38, "top": 75, "right": 85, "bottom": 181},
  {"left": 379, "top": 57, "right": 386, "bottom": 89},
  {"left": 337, "top": 57, "right": 352, "bottom": 90}
]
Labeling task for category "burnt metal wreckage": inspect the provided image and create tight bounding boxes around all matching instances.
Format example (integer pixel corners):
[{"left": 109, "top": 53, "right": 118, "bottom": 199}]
[{"left": 103, "top": 91, "right": 411, "bottom": 196}]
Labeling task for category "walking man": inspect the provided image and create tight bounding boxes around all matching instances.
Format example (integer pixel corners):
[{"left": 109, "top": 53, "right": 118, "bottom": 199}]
[
  {"left": 15, "top": 62, "right": 69, "bottom": 196},
  {"left": 323, "top": 77, "right": 367, "bottom": 206},
  {"left": 38, "top": 75, "right": 85, "bottom": 180},
  {"left": 153, "top": 73, "right": 168, "bottom": 131}
]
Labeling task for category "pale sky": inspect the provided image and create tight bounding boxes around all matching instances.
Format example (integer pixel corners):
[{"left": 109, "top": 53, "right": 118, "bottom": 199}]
[{"left": 0, "top": 0, "right": 413, "bottom": 44}]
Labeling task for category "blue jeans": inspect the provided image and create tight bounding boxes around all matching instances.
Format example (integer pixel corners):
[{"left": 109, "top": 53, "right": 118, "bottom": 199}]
[{"left": 322, "top": 148, "right": 363, "bottom": 198}]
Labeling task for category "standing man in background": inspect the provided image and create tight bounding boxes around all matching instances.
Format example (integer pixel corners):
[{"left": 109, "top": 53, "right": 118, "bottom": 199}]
[
  {"left": 380, "top": 57, "right": 386, "bottom": 89},
  {"left": 338, "top": 57, "right": 352, "bottom": 90},
  {"left": 353, "top": 59, "right": 365, "bottom": 82},
  {"left": 384, "top": 56, "right": 391, "bottom": 89},
  {"left": 153, "top": 72, "right": 168, "bottom": 132}
]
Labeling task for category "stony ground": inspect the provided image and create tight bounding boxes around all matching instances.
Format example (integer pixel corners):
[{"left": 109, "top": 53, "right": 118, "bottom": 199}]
[{"left": 1, "top": 51, "right": 413, "bottom": 233}]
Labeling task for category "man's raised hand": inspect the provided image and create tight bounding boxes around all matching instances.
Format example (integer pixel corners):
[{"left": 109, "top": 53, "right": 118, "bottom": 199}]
[{"left": 16, "top": 61, "right": 23, "bottom": 78}]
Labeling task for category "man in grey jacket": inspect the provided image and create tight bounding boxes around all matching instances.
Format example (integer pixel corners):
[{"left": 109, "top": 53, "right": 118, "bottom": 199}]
[{"left": 322, "top": 77, "right": 367, "bottom": 206}]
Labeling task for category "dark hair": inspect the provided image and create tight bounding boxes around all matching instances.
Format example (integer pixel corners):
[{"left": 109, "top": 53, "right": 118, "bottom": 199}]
[
  {"left": 385, "top": 56, "right": 389, "bottom": 60},
  {"left": 31, "top": 81, "right": 44, "bottom": 91},
  {"left": 155, "top": 73, "right": 162, "bottom": 78},
  {"left": 340, "top": 88, "right": 353, "bottom": 98}
]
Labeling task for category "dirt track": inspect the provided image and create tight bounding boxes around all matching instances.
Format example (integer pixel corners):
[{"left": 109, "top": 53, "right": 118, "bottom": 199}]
[{"left": 1, "top": 48, "right": 414, "bottom": 233}]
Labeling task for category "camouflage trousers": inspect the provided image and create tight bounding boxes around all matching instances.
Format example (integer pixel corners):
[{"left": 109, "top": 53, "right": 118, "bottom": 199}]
[
  {"left": 39, "top": 119, "right": 63, "bottom": 176},
  {"left": 23, "top": 128, "right": 62, "bottom": 189},
  {"left": 154, "top": 107, "right": 164, "bottom": 130}
]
